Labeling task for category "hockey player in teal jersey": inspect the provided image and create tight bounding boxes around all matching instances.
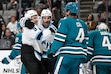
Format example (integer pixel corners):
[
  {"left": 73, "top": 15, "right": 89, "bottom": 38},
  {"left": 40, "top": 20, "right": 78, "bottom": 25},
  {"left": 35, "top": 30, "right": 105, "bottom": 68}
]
[
  {"left": 87, "top": 22, "right": 111, "bottom": 74},
  {"left": 1, "top": 23, "right": 27, "bottom": 74},
  {"left": 47, "top": 2, "right": 88, "bottom": 74}
]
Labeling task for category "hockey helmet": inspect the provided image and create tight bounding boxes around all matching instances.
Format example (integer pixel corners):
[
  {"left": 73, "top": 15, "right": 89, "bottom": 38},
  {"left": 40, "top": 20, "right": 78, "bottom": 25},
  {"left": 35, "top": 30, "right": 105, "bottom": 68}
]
[
  {"left": 97, "top": 23, "right": 108, "bottom": 31},
  {"left": 19, "top": 17, "right": 28, "bottom": 27},
  {"left": 25, "top": 10, "right": 38, "bottom": 19},
  {"left": 65, "top": 2, "right": 79, "bottom": 14},
  {"left": 41, "top": 9, "right": 52, "bottom": 17}
]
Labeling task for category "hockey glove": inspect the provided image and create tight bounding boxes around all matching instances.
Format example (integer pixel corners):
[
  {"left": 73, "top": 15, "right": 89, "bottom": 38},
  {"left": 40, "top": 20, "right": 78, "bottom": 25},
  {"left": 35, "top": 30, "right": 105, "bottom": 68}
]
[
  {"left": 2, "top": 57, "right": 11, "bottom": 64},
  {"left": 25, "top": 19, "right": 34, "bottom": 29},
  {"left": 49, "top": 25, "right": 57, "bottom": 33},
  {"left": 48, "top": 53, "right": 54, "bottom": 58}
]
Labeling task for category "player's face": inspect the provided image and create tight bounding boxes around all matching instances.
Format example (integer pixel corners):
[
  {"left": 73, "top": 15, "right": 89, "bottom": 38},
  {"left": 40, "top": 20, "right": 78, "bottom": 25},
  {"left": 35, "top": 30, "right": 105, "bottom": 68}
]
[
  {"left": 31, "top": 15, "right": 38, "bottom": 24},
  {"left": 42, "top": 16, "right": 51, "bottom": 27}
]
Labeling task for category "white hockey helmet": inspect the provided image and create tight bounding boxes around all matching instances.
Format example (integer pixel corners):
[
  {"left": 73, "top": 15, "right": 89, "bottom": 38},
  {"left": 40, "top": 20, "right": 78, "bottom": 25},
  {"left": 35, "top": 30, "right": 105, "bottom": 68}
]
[
  {"left": 25, "top": 10, "right": 38, "bottom": 19},
  {"left": 41, "top": 9, "right": 52, "bottom": 17},
  {"left": 97, "top": 22, "right": 109, "bottom": 31},
  {"left": 19, "top": 17, "right": 28, "bottom": 27}
]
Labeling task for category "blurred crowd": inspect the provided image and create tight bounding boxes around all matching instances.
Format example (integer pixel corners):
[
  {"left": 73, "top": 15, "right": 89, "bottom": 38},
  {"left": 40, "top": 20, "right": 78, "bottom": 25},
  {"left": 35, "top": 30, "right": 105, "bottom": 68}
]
[
  {"left": 0, "top": 0, "right": 111, "bottom": 49},
  {"left": 0, "top": 0, "right": 75, "bottom": 49},
  {"left": 0, "top": 1, "right": 111, "bottom": 74}
]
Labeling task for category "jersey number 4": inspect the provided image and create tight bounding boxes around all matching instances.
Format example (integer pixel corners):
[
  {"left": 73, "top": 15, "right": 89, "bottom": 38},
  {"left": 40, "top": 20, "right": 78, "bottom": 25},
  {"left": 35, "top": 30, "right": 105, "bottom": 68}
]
[
  {"left": 102, "top": 36, "right": 111, "bottom": 50},
  {"left": 76, "top": 28, "right": 85, "bottom": 43}
]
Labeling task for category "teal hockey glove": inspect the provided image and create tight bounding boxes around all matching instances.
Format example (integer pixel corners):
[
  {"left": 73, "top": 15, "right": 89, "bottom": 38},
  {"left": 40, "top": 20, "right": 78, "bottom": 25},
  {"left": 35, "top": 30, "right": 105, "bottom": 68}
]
[{"left": 2, "top": 57, "right": 11, "bottom": 64}]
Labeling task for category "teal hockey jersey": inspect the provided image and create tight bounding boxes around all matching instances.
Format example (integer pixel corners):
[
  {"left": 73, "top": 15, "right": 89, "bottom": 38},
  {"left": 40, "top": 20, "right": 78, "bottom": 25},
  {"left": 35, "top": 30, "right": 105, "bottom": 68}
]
[
  {"left": 1, "top": 32, "right": 22, "bottom": 63},
  {"left": 87, "top": 30, "right": 111, "bottom": 65},
  {"left": 48, "top": 17, "right": 88, "bottom": 59},
  {"left": 13, "top": 32, "right": 22, "bottom": 50},
  {"left": 2, "top": 32, "right": 27, "bottom": 74},
  {"left": 8, "top": 32, "right": 22, "bottom": 60}
]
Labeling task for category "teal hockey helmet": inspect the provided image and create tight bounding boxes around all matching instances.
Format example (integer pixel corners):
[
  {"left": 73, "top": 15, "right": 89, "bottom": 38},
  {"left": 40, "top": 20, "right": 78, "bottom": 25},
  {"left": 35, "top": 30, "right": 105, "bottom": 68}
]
[{"left": 65, "top": 2, "right": 79, "bottom": 14}]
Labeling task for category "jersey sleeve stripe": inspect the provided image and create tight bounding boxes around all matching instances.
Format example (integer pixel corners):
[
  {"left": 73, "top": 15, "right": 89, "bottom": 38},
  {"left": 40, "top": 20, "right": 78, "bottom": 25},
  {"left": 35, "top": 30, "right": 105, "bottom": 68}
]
[
  {"left": 14, "top": 44, "right": 22, "bottom": 47},
  {"left": 54, "top": 32, "right": 67, "bottom": 42},
  {"left": 91, "top": 55, "right": 111, "bottom": 63},
  {"left": 87, "top": 46, "right": 94, "bottom": 55},
  {"left": 87, "top": 47, "right": 94, "bottom": 51},
  {"left": 13, "top": 43, "right": 22, "bottom": 49},
  {"left": 36, "top": 31, "right": 43, "bottom": 40},
  {"left": 55, "top": 51, "right": 87, "bottom": 56},
  {"left": 13, "top": 47, "right": 21, "bottom": 49},
  {"left": 91, "top": 59, "right": 111, "bottom": 63},
  {"left": 87, "top": 51, "right": 93, "bottom": 55},
  {"left": 6, "top": 57, "right": 12, "bottom": 62},
  {"left": 54, "top": 46, "right": 87, "bottom": 56},
  {"left": 54, "top": 37, "right": 65, "bottom": 42},
  {"left": 59, "top": 46, "right": 87, "bottom": 53},
  {"left": 55, "top": 32, "right": 67, "bottom": 38},
  {"left": 91, "top": 55, "right": 111, "bottom": 59}
]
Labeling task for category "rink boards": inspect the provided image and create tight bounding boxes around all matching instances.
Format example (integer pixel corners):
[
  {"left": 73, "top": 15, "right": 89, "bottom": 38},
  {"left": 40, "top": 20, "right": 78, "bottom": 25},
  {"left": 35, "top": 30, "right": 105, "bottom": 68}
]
[{"left": 0, "top": 50, "right": 22, "bottom": 74}]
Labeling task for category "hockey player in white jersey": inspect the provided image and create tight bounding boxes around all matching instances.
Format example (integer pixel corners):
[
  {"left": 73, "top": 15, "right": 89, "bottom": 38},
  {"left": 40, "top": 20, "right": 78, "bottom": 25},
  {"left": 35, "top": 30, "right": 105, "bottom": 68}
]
[
  {"left": 37, "top": 8, "right": 57, "bottom": 74},
  {"left": 38, "top": 8, "right": 57, "bottom": 52},
  {"left": 21, "top": 9, "right": 57, "bottom": 74}
]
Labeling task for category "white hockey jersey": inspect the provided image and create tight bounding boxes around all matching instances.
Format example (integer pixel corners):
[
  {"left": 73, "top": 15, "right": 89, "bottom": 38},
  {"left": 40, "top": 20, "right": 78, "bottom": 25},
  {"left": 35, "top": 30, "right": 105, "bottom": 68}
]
[
  {"left": 22, "top": 25, "right": 43, "bottom": 53},
  {"left": 38, "top": 23, "right": 56, "bottom": 52}
]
